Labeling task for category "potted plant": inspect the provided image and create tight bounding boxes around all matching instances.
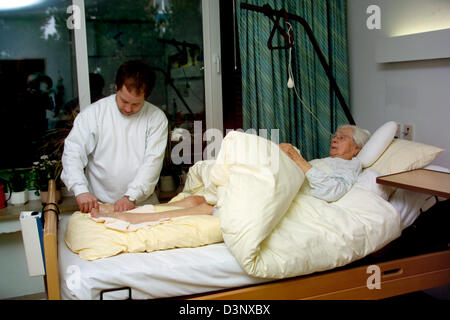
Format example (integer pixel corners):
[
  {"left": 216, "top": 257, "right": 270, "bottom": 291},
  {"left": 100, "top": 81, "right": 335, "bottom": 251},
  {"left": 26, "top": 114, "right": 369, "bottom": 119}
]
[
  {"left": 8, "top": 169, "right": 29, "bottom": 205},
  {"left": 30, "top": 155, "right": 63, "bottom": 204}
]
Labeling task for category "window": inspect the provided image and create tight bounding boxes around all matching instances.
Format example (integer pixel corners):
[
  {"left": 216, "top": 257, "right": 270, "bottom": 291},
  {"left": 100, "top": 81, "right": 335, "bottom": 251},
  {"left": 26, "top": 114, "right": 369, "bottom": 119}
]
[
  {"left": 84, "top": 0, "right": 206, "bottom": 167},
  {"left": 0, "top": 0, "right": 78, "bottom": 169},
  {"left": 0, "top": 0, "right": 223, "bottom": 173}
]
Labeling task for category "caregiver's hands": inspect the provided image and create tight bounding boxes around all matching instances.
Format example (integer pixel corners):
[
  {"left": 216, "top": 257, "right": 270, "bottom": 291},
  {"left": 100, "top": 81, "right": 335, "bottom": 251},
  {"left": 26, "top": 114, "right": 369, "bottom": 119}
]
[
  {"left": 77, "top": 193, "right": 135, "bottom": 213},
  {"left": 279, "top": 143, "right": 312, "bottom": 174},
  {"left": 114, "top": 196, "right": 135, "bottom": 212},
  {"left": 76, "top": 192, "right": 99, "bottom": 213}
]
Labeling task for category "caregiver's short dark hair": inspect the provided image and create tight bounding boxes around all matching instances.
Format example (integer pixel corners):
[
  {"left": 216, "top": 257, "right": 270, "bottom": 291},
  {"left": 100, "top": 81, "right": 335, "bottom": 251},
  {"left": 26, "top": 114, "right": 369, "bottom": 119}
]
[{"left": 115, "top": 60, "right": 156, "bottom": 98}]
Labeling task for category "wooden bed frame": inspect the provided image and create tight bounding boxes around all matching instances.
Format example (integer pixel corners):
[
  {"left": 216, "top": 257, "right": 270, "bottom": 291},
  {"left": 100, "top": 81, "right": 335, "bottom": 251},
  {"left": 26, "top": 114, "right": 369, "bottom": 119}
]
[{"left": 42, "top": 181, "right": 450, "bottom": 300}]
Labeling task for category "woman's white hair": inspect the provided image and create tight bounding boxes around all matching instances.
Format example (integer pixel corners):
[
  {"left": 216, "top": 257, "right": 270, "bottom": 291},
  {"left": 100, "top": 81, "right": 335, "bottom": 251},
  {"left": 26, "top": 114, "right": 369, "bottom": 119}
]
[{"left": 338, "top": 125, "right": 371, "bottom": 149}]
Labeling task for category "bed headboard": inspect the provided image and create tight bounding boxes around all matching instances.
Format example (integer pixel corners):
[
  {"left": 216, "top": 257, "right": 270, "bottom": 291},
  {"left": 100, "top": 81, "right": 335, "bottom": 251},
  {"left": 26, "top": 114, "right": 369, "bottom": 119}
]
[{"left": 43, "top": 180, "right": 61, "bottom": 300}]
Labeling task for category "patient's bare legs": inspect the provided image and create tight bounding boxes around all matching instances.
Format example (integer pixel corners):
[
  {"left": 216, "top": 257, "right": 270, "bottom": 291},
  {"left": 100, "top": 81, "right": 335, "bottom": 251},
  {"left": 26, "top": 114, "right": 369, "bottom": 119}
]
[
  {"left": 91, "top": 195, "right": 213, "bottom": 225},
  {"left": 157, "top": 195, "right": 208, "bottom": 208}
]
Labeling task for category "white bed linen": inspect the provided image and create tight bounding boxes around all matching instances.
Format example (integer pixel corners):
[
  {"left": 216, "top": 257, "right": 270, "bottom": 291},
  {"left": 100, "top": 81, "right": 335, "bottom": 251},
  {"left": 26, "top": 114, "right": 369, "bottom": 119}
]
[
  {"left": 59, "top": 202, "right": 422, "bottom": 300},
  {"left": 58, "top": 217, "right": 267, "bottom": 300},
  {"left": 391, "top": 190, "right": 436, "bottom": 230}
]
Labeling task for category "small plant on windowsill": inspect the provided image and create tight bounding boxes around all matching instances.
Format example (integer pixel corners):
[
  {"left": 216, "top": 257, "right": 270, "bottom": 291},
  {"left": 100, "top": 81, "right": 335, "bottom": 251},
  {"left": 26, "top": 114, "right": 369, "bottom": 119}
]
[
  {"left": 30, "top": 155, "right": 63, "bottom": 204},
  {"left": 8, "top": 169, "right": 29, "bottom": 205}
]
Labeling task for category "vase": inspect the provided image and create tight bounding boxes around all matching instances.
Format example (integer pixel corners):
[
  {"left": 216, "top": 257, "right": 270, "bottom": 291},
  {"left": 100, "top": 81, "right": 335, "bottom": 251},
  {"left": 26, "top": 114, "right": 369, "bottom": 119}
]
[
  {"left": 10, "top": 190, "right": 29, "bottom": 205},
  {"left": 40, "top": 190, "right": 63, "bottom": 204}
]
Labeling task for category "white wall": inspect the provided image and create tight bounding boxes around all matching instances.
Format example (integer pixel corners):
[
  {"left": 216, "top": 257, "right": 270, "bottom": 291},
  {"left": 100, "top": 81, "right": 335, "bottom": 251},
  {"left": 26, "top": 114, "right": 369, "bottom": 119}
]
[
  {"left": 348, "top": 0, "right": 450, "bottom": 167},
  {"left": 0, "top": 232, "right": 45, "bottom": 299}
]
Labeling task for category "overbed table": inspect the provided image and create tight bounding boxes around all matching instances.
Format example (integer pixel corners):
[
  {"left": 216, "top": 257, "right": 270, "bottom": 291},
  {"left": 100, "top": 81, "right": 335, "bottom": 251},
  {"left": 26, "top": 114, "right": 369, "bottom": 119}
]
[{"left": 376, "top": 169, "right": 450, "bottom": 199}]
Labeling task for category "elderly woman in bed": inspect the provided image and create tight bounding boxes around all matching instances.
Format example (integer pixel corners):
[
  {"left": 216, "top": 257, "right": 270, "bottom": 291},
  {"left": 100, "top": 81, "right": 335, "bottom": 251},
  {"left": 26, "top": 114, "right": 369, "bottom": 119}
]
[
  {"left": 92, "top": 125, "right": 370, "bottom": 224},
  {"left": 279, "top": 124, "right": 370, "bottom": 202}
]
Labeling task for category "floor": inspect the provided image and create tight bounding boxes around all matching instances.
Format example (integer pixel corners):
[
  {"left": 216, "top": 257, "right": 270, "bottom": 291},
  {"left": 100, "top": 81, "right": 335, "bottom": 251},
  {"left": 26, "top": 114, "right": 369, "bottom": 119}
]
[
  {"left": 4, "top": 292, "right": 47, "bottom": 300},
  {"left": 6, "top": 287, "right": 449, "bottom": 300}
]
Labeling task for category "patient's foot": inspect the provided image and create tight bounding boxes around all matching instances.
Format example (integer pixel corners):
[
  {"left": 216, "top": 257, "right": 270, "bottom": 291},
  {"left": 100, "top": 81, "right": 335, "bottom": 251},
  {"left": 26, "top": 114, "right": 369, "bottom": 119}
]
[
  {"left": 90, "top": 204, "right": 123, "bottom": 220},
  {"left": 99, "top": 203, "right": 115, "bottom": 213}
]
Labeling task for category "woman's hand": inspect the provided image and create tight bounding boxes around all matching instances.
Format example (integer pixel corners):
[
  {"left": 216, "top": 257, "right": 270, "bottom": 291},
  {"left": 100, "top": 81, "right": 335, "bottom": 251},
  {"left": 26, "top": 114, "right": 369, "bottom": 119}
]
[
  {"left": 279, "top": 143, "right": 312, "bottom": 174},
  {"left": 279, "top": 143, "right": 300, "bottom": 161}
]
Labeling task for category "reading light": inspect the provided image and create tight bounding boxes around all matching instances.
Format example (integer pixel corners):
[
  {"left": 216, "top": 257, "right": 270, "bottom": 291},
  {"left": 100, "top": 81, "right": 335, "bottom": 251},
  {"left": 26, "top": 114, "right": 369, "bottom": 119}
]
[
  {"left": 391, "top": 27, "right": 450, "bottom": 37},
  {"left": 0, "top": 0, "right": 44, "bottom": 11},
  {"left": 376, "top": 28, "right": 450, "bottom": 63}
]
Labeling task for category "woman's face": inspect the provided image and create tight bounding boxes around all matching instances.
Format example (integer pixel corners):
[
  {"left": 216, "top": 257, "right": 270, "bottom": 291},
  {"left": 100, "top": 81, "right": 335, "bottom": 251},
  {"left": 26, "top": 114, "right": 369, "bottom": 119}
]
[{"left": 329, "top": 127, "right": 360, "bottom": 160}]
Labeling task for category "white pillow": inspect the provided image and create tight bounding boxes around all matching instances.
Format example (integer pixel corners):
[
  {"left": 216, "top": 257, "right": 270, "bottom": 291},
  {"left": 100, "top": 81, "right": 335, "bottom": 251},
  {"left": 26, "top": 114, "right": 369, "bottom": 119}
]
[{"left": 357, "top": 121, "right": 397, "bottom": 168}]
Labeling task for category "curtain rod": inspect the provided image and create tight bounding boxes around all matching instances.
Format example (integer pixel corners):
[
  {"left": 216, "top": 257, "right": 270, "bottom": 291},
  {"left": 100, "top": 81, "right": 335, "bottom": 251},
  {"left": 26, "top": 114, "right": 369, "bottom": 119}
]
[{"left": 240, "top": 3, "right": 355, "bottom": 125}]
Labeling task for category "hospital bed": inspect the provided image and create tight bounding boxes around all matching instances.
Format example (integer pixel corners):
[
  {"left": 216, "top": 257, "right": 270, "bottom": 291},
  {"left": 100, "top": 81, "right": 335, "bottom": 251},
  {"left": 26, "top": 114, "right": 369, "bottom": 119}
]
[
  {"left": 42, "top": 4, "right": 450, "bottom": 298},
  {"left": 42, "top": 161, "right": 450, "bottom": 300}
]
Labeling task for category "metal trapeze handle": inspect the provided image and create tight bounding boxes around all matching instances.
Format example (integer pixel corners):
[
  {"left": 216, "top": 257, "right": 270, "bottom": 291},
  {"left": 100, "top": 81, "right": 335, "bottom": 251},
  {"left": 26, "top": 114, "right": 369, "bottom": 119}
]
[{"left": 241, "top": 2, "right": 355, "bottom": 126}]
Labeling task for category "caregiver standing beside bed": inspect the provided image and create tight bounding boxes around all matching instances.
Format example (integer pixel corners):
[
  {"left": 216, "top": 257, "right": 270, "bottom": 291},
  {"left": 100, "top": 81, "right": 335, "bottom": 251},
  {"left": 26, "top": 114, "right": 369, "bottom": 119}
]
[
  {"left": 61, "top": 60, "right": 168, "bottom": 213},
  {"left": 92, "top": 125, "right": 371, "bottom": 223}
]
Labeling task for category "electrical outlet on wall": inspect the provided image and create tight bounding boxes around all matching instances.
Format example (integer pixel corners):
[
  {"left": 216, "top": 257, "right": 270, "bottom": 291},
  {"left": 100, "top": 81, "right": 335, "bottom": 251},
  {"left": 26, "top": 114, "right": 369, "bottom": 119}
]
[
  {"left": 403, "top": 124, "right": 414, "bottom": 140},
  {"left": 395, "top": 123, "right": 414, "bottom": 140}
]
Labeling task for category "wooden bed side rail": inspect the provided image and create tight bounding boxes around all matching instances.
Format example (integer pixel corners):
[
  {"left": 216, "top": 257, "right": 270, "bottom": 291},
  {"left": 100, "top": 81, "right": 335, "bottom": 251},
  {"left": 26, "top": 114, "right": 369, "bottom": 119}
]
[
  {"left": 43, "top": 179, "right": 61, "bottom": 300},
  {"left": 191, "top": 250, "right": 450, "bottom": 300}
]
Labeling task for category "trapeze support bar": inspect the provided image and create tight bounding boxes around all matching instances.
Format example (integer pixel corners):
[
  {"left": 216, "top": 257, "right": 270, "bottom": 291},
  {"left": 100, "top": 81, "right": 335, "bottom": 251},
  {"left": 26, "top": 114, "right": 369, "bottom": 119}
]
[{"left": 241, "top": 3, "right": 355, "bottom": 126}]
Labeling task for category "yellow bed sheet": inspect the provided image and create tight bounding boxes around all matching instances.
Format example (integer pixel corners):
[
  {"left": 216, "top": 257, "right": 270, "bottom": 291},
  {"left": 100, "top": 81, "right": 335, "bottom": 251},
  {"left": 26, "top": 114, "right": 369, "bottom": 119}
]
[{"left": 64, "top": 207, "right": 223, "bottom": 261}]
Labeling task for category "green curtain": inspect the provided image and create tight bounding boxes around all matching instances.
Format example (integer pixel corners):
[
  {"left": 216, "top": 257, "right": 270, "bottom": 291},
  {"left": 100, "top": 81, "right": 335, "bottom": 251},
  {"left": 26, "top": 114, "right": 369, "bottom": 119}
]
[{"left": 237, "top": 0, "right": 350, "bottom": 160}]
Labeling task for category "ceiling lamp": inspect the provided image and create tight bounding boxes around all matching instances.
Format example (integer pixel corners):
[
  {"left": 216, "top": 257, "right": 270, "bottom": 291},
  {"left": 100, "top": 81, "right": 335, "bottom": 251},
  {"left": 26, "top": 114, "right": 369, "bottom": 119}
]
[{"left": 0, "top": 0, "right": 44, "bottom": 11}]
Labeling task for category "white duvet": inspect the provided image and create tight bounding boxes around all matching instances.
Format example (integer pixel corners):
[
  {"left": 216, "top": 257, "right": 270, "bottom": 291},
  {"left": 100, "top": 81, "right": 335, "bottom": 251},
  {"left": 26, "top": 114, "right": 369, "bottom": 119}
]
[{"left": 181, "top": 131, "right": 401, "bottom": 279}]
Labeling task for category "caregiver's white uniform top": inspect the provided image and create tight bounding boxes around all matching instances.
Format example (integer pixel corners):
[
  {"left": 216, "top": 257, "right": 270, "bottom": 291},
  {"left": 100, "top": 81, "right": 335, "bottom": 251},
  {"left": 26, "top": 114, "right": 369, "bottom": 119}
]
[
  {"left": 61, "top": 94, "right": 168, "bottom": 204},
  {"left": 305, "top": 157, "right": 362, "bottom": 202}
]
